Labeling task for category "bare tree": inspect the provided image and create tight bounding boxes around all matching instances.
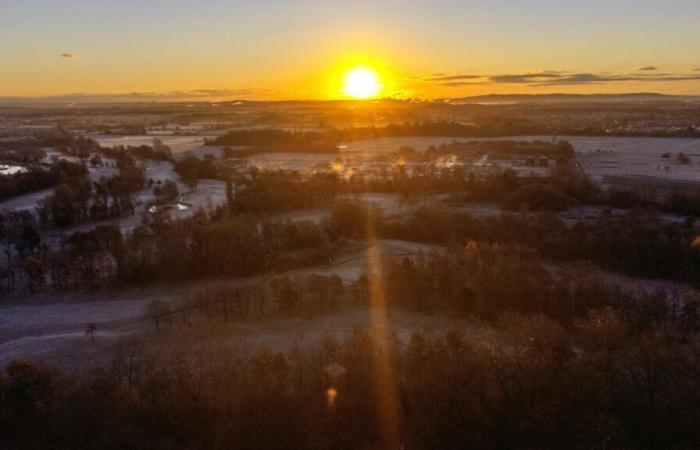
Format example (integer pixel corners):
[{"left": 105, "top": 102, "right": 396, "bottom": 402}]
[
  {"left": 144, "top": 299, "right": 171, "bottom": 331},
  {"left": 85, "top": 323, "right": 97, "bottom": 341}
]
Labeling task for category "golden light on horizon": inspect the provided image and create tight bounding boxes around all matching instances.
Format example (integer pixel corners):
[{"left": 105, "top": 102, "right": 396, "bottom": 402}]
[{"left": 342, "top": 67, "right": 382, "bottom": 99}]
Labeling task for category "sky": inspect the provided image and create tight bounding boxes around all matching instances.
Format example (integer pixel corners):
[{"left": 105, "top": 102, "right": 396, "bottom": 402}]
[{"left": 1, "top": 0, "right": 699, "bottom": 99}]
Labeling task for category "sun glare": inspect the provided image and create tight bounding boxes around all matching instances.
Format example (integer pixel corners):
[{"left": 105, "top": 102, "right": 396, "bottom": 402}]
[{"left": 342, "top": 67, "right": 382, "bottom": 99}]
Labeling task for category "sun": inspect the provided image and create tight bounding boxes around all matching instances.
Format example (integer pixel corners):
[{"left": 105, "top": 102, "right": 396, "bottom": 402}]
[{"left": 342, "top": 67, "right": 382, "bottom": 99}]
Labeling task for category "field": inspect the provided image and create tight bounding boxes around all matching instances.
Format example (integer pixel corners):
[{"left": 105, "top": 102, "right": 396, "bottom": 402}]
[
  {"left": 89, "top": 132, "right": 700, "bottom": 185},
  {"left": 2, "top": 132, "right": 699, "bottom": 372},
  {"left": 0, "top": 239, "right": 447, "bottom": 369},
  {"left": 341, "top": 135, "right": 700, "bottom": 184},
  {"left": 89, "top": 134, "right": 217, "bottom": 154}
]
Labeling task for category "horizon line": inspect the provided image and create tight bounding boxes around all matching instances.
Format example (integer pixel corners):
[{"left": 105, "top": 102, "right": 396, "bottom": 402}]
[{"left": 2, "top": 91, "right": 700, "bottom": 105}]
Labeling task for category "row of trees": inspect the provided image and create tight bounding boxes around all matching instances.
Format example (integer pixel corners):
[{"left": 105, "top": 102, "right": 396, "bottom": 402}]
[
  {"left": 37, "top": 153, "right": 145, "bottom": 228},
  {"left": 9, "top": 190, "right": 700, "bottom": 294},
  {"left": 2, "top": 313, "right": 699, "bottom": 449},
  {"left": 231, "top": 171, "right": 341, "bottom": 214},
  {"left": 0, "top": 160, "right": 86, "bottom": 202},
  {"left": 209, "top": 128, "right": 339, "bottom": 153},
  {"left": 190, "top": 137, "right": 700, "bottom": 219},
  {"left": 209, "top": 121, "right": 553, "bottom": 146},
  {"left": 143, "top": 241, "right": 699, "bottom": 338},
  {"left": 386, "top": 205, "right": 700, "bottom": 281}
]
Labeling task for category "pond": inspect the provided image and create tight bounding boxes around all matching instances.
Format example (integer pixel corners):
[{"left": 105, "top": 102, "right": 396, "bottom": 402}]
[{"left": 0, "top": 164, "right": 28, "bottom": 175}]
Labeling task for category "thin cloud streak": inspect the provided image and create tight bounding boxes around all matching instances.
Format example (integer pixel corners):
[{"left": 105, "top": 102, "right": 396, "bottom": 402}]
[
  {"left": 423, "top": 74, "right": 482, "bottom": 82},
  {"left": 425, "top": 70, "right": 700, "bottom": 87},
  {"left": 0, "top": 89, "right": 282, "bottom": 103}
]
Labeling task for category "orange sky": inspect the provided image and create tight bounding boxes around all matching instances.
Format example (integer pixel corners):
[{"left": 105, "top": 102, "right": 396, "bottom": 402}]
[{"left": 1, "top": 1, "right": 699, "bottom": 99}]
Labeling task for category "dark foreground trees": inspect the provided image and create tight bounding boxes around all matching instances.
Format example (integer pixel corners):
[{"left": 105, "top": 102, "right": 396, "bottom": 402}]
[{"left": 1, "top": 313, "right": 699, "bottom": 450}]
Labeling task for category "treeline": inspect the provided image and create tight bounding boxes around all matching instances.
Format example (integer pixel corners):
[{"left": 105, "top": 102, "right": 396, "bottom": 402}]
[
  {"left": 37, "top": 153, "right": 145, "bottom": 228},
  {"left": 0, "top": 171, "right": 348, "bottom": 293},
  {"left": 2, "top": 314, "right": 699, "bottom": 449},
  {"left": 209, "top": 128, "right": 339, "bottom": 152},
  {"left": 53, "top": 135, "right": 101, "bottom": 160},
  {"left": 173, "top": 164, "right": 344, "bottom": 211},
  {"left": 209, "top": 121, "right": 551, "bottom": 149},
  {"left": 145, "top": 273, "right": 347, "bottom": 328},
  {"left": 100, "top": 143, "right": 172, "bottom": 162},
  {"left": 173, "top": 155, "right": 218, "bottom": 188},
  {"left": 208, "top": 121, "right": 564, "bottom": 151},
  {"left": 457, "top": 164, "right": 700, "bottom": 217},
  {"left": 29, "top": 211, "right": 340, "bottom": 291},
  {"left": 0, "top": 160, "right": 86, "bottom": 202},
  {"left": 385, "top": 206, "right": 700, "bottom": 281},
  {"left": 8, "top": 163, "right": 700, "bottom": 293},
  {"left": 335, "top": 120, "right": 548, "bottom": 140},
  {"left": 230, "top": 172, "right": 341, "bottom": 214},
  {"left": 0, "top": 132, "right": 171, "bottom": 206},
  {"left": 153, "top": 245, "right": 698, "bottom": 336},
  {"left": 196, "top": 136, "right": 700, "bottom": 218},
  {"left": 0, "top": 147, "right": 46, "bottom": 164},
  {"left": 8, "top": 185, "right": 700, "bottom": 294}
]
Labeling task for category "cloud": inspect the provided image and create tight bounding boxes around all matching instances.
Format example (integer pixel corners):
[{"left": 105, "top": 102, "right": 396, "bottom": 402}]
[
  {"left": 424, "top": 74, "right": 483, "bottom": 82},
  {"left": 60, "top": 53, "right": 77, "bottom": 59},
  {"left": 440, "top": 81, "right": 486, "bottom": 87},
  {"left": 489, "top": 72, "right": 563, "bottom": 83},
  {"left": 77, "top": 88, "right": 278, "bottom": 99},
  {"left": 424, "top": 70, "right": 700, "bottom": 87},
  {"left": 638, "top": 66, "right": 658, "bottom": 71},
  {"left": 165, "top": 88, "right": 280, "bottom": 99},
  {"left": 529, "top": 73, "right": 700, "bottom": 86},
  {"left": 0, "top": 88, "right": 283, "bottom": 103}
]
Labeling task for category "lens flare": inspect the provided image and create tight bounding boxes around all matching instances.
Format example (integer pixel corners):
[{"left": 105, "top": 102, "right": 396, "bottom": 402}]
[
  {"left": 326, "top": 387, "right": 338, "bottom": 408},
  {"left": 365, "top": 212, "right": 402, "bottom": 449}
]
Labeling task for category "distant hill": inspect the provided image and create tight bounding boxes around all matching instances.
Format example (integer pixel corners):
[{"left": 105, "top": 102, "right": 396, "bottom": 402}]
[
  {"left": 2, "top": 92, "right": 699, "bottom": 105},
  {"left": 450, "top": 93, "right": 700, "bottom": 104},
  {"left": 0, "top": 89, "right": 274, "bottom": 104}
]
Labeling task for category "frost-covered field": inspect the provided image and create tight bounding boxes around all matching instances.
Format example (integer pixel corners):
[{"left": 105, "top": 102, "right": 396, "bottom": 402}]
[
  {"left": 0, "top": 158, "right": 227, "bottom": 234},
  {"left": 92, "top": 134, "right": 700, "bottom": 185},
  {"left": 0, "top": 236, "right": 692, "bottom": 370},
  {"left": 4, "top": 133, "right": 700, "bottom": 370},
  {"left": 340, "top": 135, "right": 700, "bottom": 183},
  {"left": 88, "top": 134, "right": 216, "bottom": 154},
  {"left": 569, "top": 136, "right": 700, "bottom": 183},
  {"left": 244, "top": 152, "right": 337, "bottom": 172},
  {"left": 0, "top": 189, "right": 54, "bottom": 213},
  {"left": 0, "top": 240, "right": 444, "bottom": 369}
]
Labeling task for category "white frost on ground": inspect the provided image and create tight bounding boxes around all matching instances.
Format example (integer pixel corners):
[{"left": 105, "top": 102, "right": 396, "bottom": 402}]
[
  {"left": 244, "top": 152, "right": 337, "bottom": 172},
  {"left": 88, "top": 134, "right": 217, "bottom": 154},
  {"left": 339, "top": 135, "right": 700, "bottom": 183},
  {"left": 0, "top": 189, "right": 54, "bottom": 213},
  {"left": 0, "top": 240, "right": 441, "bottom": 368},
  {"left": 4, "top": 134, "right": 700, "bottom": 370},
  {"left": 0, "top": 235, "right": 692, "bottom": 370},
  {"left": 0, "top": 159, "right": 227, "bottom": 235}
]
